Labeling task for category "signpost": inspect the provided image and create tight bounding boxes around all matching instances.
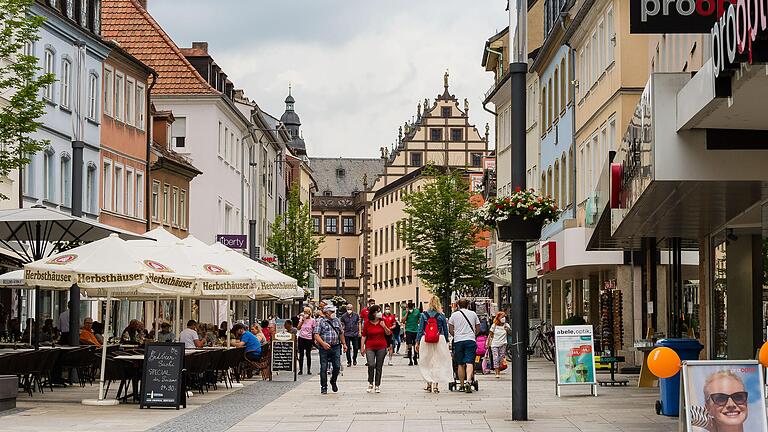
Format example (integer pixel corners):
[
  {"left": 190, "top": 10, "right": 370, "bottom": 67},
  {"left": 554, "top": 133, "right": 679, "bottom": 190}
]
[
  {"left": 216, "top": 234, "right": 247, "bottom": 250},
  {"left": 271, "top": 335, "right": 297, "bottom": 381},
  {"left": 140, "top": 343, "right": 186, "bottom": 409},
  {"left": 554, "top": 325, "right": 598, "bottom": 397}
]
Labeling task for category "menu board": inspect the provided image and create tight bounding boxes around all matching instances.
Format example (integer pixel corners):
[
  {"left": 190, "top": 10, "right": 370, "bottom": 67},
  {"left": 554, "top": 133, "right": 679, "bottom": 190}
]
[
  {"left": 271, "top": 339, "right": 296, "bottom": 380},
  {"left": 140, "top": 343, "right": 186, "bottom": 409}
]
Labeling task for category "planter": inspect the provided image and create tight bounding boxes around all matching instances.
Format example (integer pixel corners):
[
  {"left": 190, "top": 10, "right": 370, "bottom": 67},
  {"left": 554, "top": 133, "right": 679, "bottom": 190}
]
[{"left": 496, "top": 217, "right": 544, "bottom": 242}]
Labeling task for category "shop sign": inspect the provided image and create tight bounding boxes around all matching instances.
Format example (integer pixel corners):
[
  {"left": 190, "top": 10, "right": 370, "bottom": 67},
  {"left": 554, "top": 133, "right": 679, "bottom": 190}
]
[
  {"left": 710, "top": 1, "right": 768, "bottom": 79},
  {"left": 216, "top": 234, "right": 247, "bottom": 250},
  {"left": 682, "top": 360, "right": 767, "bottom": 431},
  {"left": 630, "top": 0, "right": 735, "bottom": 33},
  {"left": 554, "top": 325, "right": 597, "bottom": 396},
  {"left": 541, "top": 241, "right": 557, "bottom": 274}
]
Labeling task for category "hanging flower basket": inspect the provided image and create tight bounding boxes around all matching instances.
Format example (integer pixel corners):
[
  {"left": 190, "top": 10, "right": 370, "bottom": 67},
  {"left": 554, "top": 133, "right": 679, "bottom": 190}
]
[
  {"left": 496, "top": 216, "right": 544, "bottom": 242},
  {"left": 473, "top": 188, "right": 560, "bottom": 242}
]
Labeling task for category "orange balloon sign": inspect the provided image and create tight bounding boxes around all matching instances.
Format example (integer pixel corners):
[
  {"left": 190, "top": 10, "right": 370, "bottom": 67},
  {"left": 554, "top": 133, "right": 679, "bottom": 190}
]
[
  {"left": 759, "top": 341, "right": 768, "bottom": 368},
  {"left": 647, "top": 347, "right": 681, "bottom": 379}
]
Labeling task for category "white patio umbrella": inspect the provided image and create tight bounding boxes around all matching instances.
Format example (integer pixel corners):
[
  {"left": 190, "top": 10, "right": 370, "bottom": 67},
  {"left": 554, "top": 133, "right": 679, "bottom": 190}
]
[
  {"left": 209, "top": 243, "right": 303, "bottom": 300},
  {"left": 24, "top": 234, "right": 196, "bottom": 406}
]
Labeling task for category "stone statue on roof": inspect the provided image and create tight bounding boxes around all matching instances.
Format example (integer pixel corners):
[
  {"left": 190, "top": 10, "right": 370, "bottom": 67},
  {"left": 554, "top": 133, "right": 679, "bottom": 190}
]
[
  {"left": 464, "top": 98, "right": 469, "bottom": 115},
  {"left": 444, "top": 70, "right": 449, "bottom": 88}
]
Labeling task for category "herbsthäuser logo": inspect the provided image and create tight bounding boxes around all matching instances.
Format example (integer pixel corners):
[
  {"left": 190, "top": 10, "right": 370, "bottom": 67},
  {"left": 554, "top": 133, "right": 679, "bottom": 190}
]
[
  {"left": 143, "top": 260, "right": 173, "bottom": 273},
  {"left": 203, "top": 264, "right": 230, "bottom": 275},
  {"left": 47, "top": 254, "right": 77, "bottom": 265}
]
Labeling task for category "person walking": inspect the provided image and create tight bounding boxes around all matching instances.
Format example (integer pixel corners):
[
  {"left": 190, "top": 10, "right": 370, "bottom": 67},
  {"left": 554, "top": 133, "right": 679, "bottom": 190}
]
[
  {"left": 487, "top": 311, "right": 512, "bottom": 378},
  {"left": 382, "top": 306, "right": 398, "bottom": 366},
  {"left": 341, "top": 304, "right": 361, "bottom": 367},
  {"left": 415, "top": 296, "right": 452, "bottom": 393},
  {"left": 297, "top": 307, "right": 315, "bottom": 375},
  {"left": 313, "top": 305, "right": 346, "bottom": 394},
  {"left": 360, "top": 304, "right": 390, "bottom": 393},
  {"left": 448, "top": 298, "right": 480, "bottom": 393},
  {"left": 402, "top": 301, "right": 421, "bottom": 366}
]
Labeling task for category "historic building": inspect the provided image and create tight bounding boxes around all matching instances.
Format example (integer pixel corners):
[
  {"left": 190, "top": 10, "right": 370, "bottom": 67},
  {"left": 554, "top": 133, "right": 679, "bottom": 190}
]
[
  {"left": 367, "top": 75, "right": 490, "bottom": 316},
  {"left": 311, "top": 158, "right": 385, "bottom": 305}
]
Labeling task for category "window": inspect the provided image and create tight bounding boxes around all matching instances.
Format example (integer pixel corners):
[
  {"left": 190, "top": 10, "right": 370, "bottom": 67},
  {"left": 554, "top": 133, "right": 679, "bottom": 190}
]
[
  {"left": 324, "top": 216, "right": 337, "bottom": 234},
  {"left": 313, "top": 259, "right": 321, "bottom": 276},
  {"left": 43, "top": 49, "right": 54, "bottom": 100},
  {"left": 609, "top": 117, "right": 617, "bottom": 152},
  {"left": 591, "top": 134, "right": 599, "bottom": 194},
  {"left": 311, "top": 216, "right": 321, "bottom": 234},
  {"left": 342, "top": 216, "right": 355, "bottom": 234},
  {"left": 548, "top": 79, "right": 553, "bottom": 128},
  {"left": 410, "top": 152, "right": 423, "bottom": 167},
  {"left": 172, "top": 117, "right": 186, "bottom": 148},
  {"left": 561, "top": 58, "right": 568, "bottom": 108},
  {"left": 607, "top": 6, "right": 615, "bottom": 64},
  {"left": 430, "top": 128, "right": 443, "bottom": 141},
  {"left": 224, "top": 203, "right": 232, "bottom": 232},
  {"left": 86, "top": 163, "right": 96, "bottom": 213},
  {"left": 323, "top": 190, "right": 332, "bottom": 197},
  {"left": 553, "top": 162, "right": 560, "bottom": 205},
  {"left": 88, "top": 73, "right": 98, "bottom": 119},
  {"left": 324, "top": 259, "right": 337, "bottom": 278},
  {"left": 553, "top": 68, "right": 559, "bottom": 117},
  {"left": 126, "top": 169, "right": 134, "bottom": 217},
  {"left": 336, "top": 168, "right": 345, "bottom": 178},
  {"left": 441, "top": 106, "right": 451, "bottom": 117},
  {"left": 60, "top": 154, "right": 71, "bottom": 207},
  {"left": 230, "top": 132, "right": 235, "bottom": 165},
  {"left": 540, "top": 84, "right": 546, "bottom": 135},
  {"left": 162, "top": 184, "right": 170, "bottom": 224},
  {"left": 136, "top": 172, "right": 144, "bottom": 219},
  {"left": 217, "top": 122, "right": 223, "bottom": 155},
  {"left": 171, "top": 187, "right": 179, "bottom": 226},
  {"left": 114, "top": 72, "right": 124, "bottom": 121},
  {"left": 471, "top": 152, "right": 482, "bottom": 168},
  {"left": 151, "top": 180, "right": 160, "bottom": 221},
  {"left": 135, "top": 83, "right": 145, "bottom": 129},
  {"left": 180, "top": 189, "right": 187, "bottom": 228},
  {"left": 598, "top": 19, "right": 606, "bottom": 72},
  {"left": 450, "top": 128, "right": 463, "bottom": 141},
  {"left": 578, "top": 49, "right": 585, "bottom": 99},
  {"left": 590, "top": 32, "right": 598, "bottom": 85},
  {"left": 344, "top": 258, "right": 355, "bottom": 279},
  {"left": 102, "top": 160, "right": 112, "bottom": 210},
  {"left": 114, "top": 165, "right": 124, "bottom": 214},
  {"left": 103, "top": 67, "right": 113, "bottom": 116},
  {"left": 60, "top": 59, "right": 71, "bottom": 108}
]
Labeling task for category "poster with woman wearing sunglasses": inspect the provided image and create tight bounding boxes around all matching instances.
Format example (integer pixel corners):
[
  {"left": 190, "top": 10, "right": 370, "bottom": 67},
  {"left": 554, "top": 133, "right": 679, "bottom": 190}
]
[{"left": 682, "top": 361, "right": 767, "bottom": 432}]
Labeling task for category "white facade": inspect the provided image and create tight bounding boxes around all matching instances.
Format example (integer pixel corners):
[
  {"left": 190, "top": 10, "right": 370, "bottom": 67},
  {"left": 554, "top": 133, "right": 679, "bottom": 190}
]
[
  {"left": 153, "top": 95, "right": 253, "bottom": 244},
  {"left": 23, "top": 4, "right": 109, "bottom": 217}
]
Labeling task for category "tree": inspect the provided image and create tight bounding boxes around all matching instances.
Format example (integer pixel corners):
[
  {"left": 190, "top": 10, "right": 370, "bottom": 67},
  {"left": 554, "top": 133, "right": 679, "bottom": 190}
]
[
  {"left": 0, "top": 0, "right": 55, "bottom": 200},
  {"left": 267, "top": 185, "right": 324, "bottom": 288},
  {"left": 400, "top": 166, "right": 487, "bottom": 309}
]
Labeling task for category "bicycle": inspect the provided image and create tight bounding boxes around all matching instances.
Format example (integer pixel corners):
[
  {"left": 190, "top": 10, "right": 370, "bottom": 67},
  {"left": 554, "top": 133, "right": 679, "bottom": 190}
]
[{"left": 506, "top": 322, "right": 555, "bottom": 362}]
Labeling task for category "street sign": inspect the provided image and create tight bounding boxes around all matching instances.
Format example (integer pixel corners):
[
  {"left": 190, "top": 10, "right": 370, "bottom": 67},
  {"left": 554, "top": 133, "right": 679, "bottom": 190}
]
[{"left": 216, "top": 234, "right": 247, "bottom": 249}]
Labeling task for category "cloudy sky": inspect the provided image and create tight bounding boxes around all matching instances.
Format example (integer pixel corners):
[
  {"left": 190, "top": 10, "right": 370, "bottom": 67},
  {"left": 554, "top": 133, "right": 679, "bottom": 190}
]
[{"left": 148, "top": 1, "right": 508, "bottom": 158}]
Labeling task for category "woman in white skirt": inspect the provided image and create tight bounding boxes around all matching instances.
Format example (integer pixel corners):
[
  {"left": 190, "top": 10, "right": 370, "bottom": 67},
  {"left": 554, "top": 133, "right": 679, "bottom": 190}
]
[{"left": 415, "top": 296, "right": 453, "bottom": 393}]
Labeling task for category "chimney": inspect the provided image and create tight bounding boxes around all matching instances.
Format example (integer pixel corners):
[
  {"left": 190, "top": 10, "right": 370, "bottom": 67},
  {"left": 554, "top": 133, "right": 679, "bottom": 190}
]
[
  {"left": 191, "top": 42, "right": 209, "bottom": 54},
  {"left": 137, "top": 0, "right": 147, "bottom": 9}
]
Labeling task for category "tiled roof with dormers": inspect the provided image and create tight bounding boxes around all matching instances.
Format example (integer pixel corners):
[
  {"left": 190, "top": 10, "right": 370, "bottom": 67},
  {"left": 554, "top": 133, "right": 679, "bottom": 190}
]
[{"left": 101, "top": 0, "right": 217, "bottom": 95}]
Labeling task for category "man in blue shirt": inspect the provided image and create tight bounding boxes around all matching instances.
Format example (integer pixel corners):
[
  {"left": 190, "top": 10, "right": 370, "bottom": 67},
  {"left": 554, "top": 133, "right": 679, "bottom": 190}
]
[
  {"left": 233, "top": 323, "right": 261, "bottom": 361},
  {"left": 314, "top": 305, "right": 346, "bottom": 394}
]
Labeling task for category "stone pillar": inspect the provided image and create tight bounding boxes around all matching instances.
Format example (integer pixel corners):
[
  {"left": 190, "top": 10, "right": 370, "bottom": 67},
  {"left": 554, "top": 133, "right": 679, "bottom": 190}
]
[
  {"left": 726, "top": 234, "right": 762, "bottom": 360},
  {"left": 550, "top": 280, "right": 563, "bottom": 325},
  {"left": 574, "top": 279, "right": 584, "bottom": 318},
  {"left": 698, "top": 237, "right": 711, "bottom": 359}
]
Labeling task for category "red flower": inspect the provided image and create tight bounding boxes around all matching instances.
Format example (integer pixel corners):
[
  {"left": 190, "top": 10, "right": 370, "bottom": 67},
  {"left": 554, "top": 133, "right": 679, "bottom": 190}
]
[{"left": 515, "top": 187, "right": 521, "bottom": 192}]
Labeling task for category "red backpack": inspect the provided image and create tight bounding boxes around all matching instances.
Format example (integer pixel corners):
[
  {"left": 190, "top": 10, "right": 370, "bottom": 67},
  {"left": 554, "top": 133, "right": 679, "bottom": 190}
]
[{"left": 424, "top": 313, "right": 440, "bottom": 343}]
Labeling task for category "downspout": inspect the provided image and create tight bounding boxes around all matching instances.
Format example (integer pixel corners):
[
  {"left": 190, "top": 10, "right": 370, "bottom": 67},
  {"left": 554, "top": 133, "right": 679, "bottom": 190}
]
[
  {"left": 145, "top": 71, "right": 157, "bottom": 232},
  {"left": 486, "top": 47, "right": 504, "bottom": 78}
]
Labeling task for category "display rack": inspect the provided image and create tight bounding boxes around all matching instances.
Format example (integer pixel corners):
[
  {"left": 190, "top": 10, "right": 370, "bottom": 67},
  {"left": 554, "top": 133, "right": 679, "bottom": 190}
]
[{"left": 598, "top": 288, "right": 628, "bottom": 387}]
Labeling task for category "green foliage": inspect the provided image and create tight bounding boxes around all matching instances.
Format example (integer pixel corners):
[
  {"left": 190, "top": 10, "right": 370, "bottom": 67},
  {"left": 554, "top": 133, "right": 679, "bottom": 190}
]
[
  {"left": 0, "top": 0, "right": 56, "bottom": 200},
  {"left": 400, "top": 165, "right": 487, "bottom": 302},
  {"left": 267, "top": 185, "right": 324, "bottom": 288}
]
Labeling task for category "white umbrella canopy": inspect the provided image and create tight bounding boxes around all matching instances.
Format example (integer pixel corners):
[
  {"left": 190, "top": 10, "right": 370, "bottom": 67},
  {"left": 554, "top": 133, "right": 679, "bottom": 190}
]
[
  {"left": 143, "top": 226, "right": 181, "bottom": 243},
  {"left": 0, "top": 269, "right": 25, "bottom": 287},
  {"left": 208, "top": 243, "right": 303, "bottom": 299}
]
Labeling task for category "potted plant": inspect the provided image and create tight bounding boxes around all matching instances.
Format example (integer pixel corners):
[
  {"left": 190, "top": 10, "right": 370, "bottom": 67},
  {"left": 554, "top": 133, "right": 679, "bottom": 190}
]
[{"left": 474, "top": 188, "right": 560, "bottom": 241}]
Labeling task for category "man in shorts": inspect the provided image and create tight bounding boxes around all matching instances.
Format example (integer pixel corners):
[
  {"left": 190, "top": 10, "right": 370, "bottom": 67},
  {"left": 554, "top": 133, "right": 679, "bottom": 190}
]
[
  {"left": 448, "top": 298, "right": 480, "bottom": 393},
  {"left": 402, "top": 302, "right": 421, "bottom": 365}
]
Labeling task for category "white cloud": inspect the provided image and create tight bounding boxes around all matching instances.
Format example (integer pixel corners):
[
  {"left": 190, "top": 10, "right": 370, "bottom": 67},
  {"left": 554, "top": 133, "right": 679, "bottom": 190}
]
[{"left": 149, "top": 0, "right": 508, "bottom": 157}]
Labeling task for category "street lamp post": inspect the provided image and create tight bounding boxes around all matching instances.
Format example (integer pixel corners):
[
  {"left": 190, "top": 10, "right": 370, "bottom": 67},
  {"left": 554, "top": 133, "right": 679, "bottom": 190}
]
[{"left": 509, "top": 0, "right": 529, "bottom": 421}]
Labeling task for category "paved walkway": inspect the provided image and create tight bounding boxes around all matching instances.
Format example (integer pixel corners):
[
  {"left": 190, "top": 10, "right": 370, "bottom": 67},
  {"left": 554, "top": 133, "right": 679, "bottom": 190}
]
[{"left": 230, "top": 352, "right": 678, "bottom": 432}]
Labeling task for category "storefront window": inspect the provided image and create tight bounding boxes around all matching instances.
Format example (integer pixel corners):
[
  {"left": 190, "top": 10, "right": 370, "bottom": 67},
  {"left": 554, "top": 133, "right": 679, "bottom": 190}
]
[
  {"left": 564, "top": 280, "right": 573, "bottom": 318},
  {"left": 582, "top": 279, "right": 590, "bottom": 322},
  {"left": 711, "top": 236, "right": 728, "bottom": 359}
]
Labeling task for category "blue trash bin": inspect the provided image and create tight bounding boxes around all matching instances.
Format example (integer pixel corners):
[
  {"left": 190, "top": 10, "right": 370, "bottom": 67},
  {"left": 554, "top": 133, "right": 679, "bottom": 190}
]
[{"left": 654, "top": 338, "right": 704, "bottom": 416}]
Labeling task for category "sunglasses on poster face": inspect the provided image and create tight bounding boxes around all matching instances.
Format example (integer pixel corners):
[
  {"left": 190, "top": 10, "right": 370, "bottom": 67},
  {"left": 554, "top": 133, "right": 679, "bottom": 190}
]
[{"left": 709, "top": 391, "right": 748, "bottom": 406}]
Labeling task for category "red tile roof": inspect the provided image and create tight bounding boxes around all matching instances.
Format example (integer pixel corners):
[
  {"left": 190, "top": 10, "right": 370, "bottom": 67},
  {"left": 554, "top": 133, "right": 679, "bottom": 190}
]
[{"left": 101, "top": 0, "right": 217, "bottom": 95}]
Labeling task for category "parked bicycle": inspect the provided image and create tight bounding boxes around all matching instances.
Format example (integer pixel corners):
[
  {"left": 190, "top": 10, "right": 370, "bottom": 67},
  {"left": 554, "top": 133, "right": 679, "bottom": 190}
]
[{"left": 506, "top": 321, "right": 555, "bottom": 362}]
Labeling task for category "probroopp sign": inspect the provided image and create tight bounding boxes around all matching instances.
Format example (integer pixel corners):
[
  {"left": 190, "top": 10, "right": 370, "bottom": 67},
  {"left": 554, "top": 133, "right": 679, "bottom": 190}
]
[
  {"left": 631, "top": 0, "right": 737, "bottom": 33},
  {"left": 711, "top": 0, "right": 768, "bottom": 78}
]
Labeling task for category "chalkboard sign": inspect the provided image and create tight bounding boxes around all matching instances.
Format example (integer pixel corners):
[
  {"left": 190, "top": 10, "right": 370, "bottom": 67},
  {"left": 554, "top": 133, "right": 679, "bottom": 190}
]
[
  {"left": 140, "top": 343, "right": 186, "bottom": 409},
  {"left": 271, "top": 339, "right": 296, "bottom": 381}
]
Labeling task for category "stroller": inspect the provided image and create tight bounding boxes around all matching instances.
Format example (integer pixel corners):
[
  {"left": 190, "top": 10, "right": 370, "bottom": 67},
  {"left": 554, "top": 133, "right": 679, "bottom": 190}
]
[{"left": 447, "top": 340, "right": 480, "bottom": 392}]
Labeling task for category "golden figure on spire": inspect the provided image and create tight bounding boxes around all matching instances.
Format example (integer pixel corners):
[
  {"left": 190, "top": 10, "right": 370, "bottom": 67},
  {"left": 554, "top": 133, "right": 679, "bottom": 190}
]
[{"left": 444, "top": 69, "right": 449, "bottom": 88}]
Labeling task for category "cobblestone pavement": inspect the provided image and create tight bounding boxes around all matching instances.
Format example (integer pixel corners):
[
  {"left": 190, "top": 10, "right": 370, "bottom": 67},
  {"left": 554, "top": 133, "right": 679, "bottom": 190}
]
[{"left": 0, "top": 351, "right": 679, "bottom": 431}]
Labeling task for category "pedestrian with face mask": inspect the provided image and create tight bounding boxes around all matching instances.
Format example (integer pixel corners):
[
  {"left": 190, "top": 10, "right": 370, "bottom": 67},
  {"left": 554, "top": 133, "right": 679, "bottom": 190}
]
[
  {"left": 361, "top": 304, "right": 390, "bottom": 393},
  {"left": 487, "top": 312, "right": 512, "bottom": 378},
  {"left": 402, "top": 301, "right": 421, "bottom": 366},
  {"left": 341, "top": 304, "right": 360, "bottom": 367},
  {"left": 313, "top": 304, "right": 346, "bottom": 394},
  {"left": 382, "top": 306, "right": 398, "bottom": 366}
]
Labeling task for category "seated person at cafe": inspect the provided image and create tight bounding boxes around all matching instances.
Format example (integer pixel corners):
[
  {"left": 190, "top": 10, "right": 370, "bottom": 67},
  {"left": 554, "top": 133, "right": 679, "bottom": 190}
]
[
  {"left": 156, "top": 322, "right": 174, "bottom": 343},
  {"left": 40, "top": 318, "right": 58, "bottom": 343},
  {"left": 120, "top": 319, "right": 146, "bottom": 345},
  {"left": 79, "top": 317, "right": 101, "bottom": 347},
  {"left": 218, "top": 321, "right": 228, "bottom": 339},
  {"left": 180, "top": 319, "right": 204, "bottom": 349},
  {"left": 250, "top": 323, "right": 268, "bottom": 346},
  {"left": 260, "top": 320, "right": 272, "bottom": 343},
  {"left": 92, "top": 321, "right": 104, "bottom": 344},
  {"left": 233, "top": 323, "right": 261, "bottom": 361}
]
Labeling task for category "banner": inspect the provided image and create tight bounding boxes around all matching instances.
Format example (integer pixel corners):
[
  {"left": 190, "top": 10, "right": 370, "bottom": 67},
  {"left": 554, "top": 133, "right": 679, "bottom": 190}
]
[
  {"left": 554, "top": 325, "right": 596, "bottom": 385},
  {"left": 682, "top": 360, "right": 767, "bottom": 432}
]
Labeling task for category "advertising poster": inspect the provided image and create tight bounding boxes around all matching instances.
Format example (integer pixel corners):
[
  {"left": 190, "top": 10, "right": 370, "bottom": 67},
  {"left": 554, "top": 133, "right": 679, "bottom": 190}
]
[
  {"left": 682, "top": 360, "right": 768, "bottom": 432},
  {"left": 554, "top": 325, "right": 596, "bottom": 385}
]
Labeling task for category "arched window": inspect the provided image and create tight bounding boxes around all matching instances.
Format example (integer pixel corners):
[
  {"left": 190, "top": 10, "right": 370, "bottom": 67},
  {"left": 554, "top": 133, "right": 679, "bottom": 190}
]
[
  {"left": 547, "top": 167, "right": 553, "bottom": 198},
  {"left": 60, "top": 152, "right": 72, "bottom": 207},
  {"left": 43, "top": 146, "right": 55, "bottom": 201},
  {"left": 553, "top": 68, "right": 559, "bottom": 118},
  {"left": 541, "top": 172, "right": 547, "bottom": 196},
  {"left": 561, "top": 57, "right": 568, "bottom": 109},
  {"left": 553, "top": 161, "right": 560, "bottom": 206},
  {"left": 43, "top": 48, "right": 55, "bottom": 100},
  {"left": 568, "top": 147, "right": 574, "bottom": 204},
  {"left": 547, "top": 78, "right": 553, "bottom": 129},
  {"left": 540, "top": 84, "right": 546, "bottom": 135}
]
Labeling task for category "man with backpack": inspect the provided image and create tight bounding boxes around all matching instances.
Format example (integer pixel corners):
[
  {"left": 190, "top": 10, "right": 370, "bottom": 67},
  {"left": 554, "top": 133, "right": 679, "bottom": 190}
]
[
  {"left": 402, "top": 302, "right": 421, "bottom": 366},
  {"left": 448, "top": 298, "right": 480, "bottom": 393}
]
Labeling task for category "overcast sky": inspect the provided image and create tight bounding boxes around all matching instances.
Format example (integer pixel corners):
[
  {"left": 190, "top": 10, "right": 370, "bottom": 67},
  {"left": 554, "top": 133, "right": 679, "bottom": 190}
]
[{"left": 148, "top": 1, "right": 508, "bottom": 158}]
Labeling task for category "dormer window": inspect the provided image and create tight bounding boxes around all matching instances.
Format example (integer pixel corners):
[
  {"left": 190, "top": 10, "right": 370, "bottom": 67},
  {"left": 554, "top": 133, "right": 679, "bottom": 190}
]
[
  {"left": 336, "top": 168, "right": 345, "bottom": 178},
  {"left": 323, "top": 190, "right": 332, "bottom": 196}
]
